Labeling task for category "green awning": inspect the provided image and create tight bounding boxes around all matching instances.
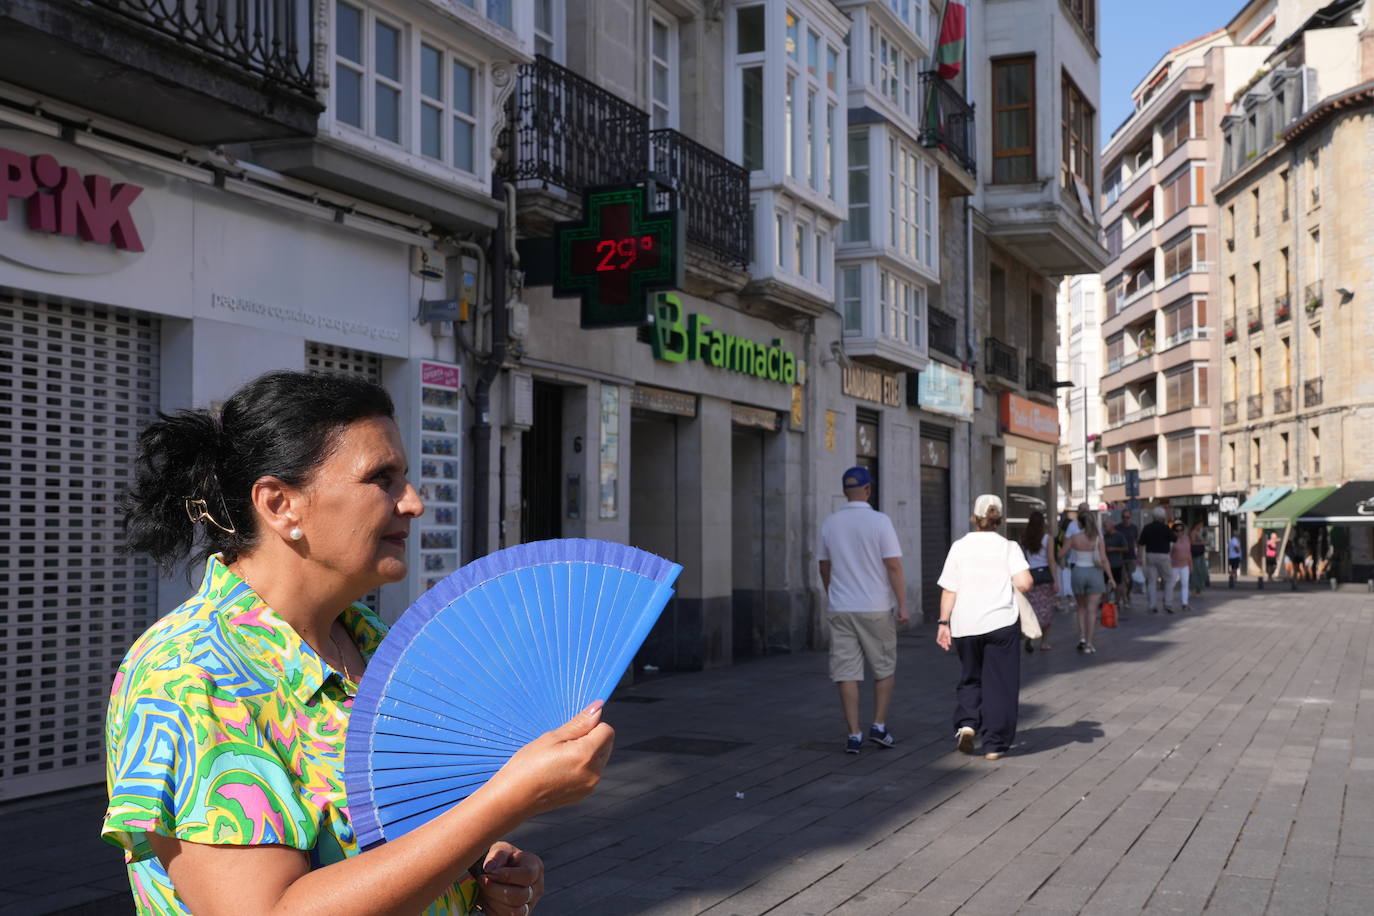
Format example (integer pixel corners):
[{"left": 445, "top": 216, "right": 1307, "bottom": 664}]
[
  {"left": 1254, "top": 486, "right": 1338, "bottom": 529},
  {"left": 1236, "top": 486, "right": 1292, "bottom": 514}
]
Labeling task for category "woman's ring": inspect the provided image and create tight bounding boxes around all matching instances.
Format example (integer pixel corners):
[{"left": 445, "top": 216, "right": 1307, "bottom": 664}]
[
  {"left": 525, "top": 886, "right": 533, "bottom": 904},
  {"left": 519, "top": 906, "right": 529, "bottom": 916}
]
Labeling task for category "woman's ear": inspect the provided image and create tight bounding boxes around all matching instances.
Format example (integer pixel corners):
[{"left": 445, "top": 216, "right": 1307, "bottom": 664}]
[{"left": 248, "top": 477, "right": 304, "bottom": 542}]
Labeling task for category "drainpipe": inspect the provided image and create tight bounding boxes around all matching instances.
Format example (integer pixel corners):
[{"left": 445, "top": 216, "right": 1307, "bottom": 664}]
[
  {"left": 965, "top": 197, "right": 978, "bottom": 510},
  {"left": 472, "top": 185, "right": 514, "bottom": 560}
]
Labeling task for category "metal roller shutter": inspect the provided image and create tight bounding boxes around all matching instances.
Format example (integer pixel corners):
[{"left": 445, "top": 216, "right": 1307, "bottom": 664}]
[
  {"left": 0, "top": 294, "right": 160, "bottom": 798},
  {"left": 919, "top": 424, "right": 953, "bottom": 622}
]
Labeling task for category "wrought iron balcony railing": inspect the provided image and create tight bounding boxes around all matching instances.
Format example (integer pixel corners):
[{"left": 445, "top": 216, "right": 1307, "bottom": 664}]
[
  {"left": 928, "top": 307, "right": 959, "bottom": 357},
  {"left": 985, "top": 337, "right": 1019, "bottom": 383},
  {"left": 1274, "top": 384, "right": 1293, "bottom": 413},
  {"left": 649, "top": 129, "right": 750, "bottom": 270},
  {"left": 918, "top": 72, "right": 976, "bottom": 175},
  {"left": 1304, "top": 377, "right": 1323, "bottom": 407},
  {"left": 1247, "top": 393, "right": 1264, "bottom": 420},
  {"left": 91, "top": 0, "right": 313, "bottom": 93},
  {"left": 1246, "top": 307, "right": 1263, "bottom": 334},
  {"left": 1223, "top": 400, "right": 1238, "bottom": 425},
  {"left": 499, "top": 55, "right": 649, "bottom": 195},
  {"left": 1274, "top": 293, "right": 1292, "bottom": 323},
  {"left": 1026, "top": 356, "right": 1056, "bottom": 395}
]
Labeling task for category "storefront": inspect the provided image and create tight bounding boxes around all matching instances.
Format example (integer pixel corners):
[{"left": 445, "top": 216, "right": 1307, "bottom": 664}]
[
  {"left": 1000, "top": 393, "right": 1059, "bottom": 540},
  {"left": 913, "top": 362, "right": 974, "bottom": 620},
  {"left": 0, "top": 128, "right": 455, "bottom": 797}
]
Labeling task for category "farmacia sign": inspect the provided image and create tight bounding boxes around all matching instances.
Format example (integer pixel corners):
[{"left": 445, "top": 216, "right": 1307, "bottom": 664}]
[{"left": 651, "top": 294, "right": 797, "bottom": 384}]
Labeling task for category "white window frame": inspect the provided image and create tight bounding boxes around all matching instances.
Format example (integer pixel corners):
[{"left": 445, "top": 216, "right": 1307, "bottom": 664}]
[
  {"left": 333, "top": 3, "right": 407, "bottom": 145},
  {"left": 844, "top": 129, "right": 871, "bottom": 243},
  {"left": 885, "top": 135, "right": 936, "bottom": 273},
  {"left": 841, "top": 265, "right": 864, "bottom": 333},
  {"left": 648, "top": 7, "right": 679, "bottom": 130},
  {"left": 879, "top": 268, "right": 924, "bottom": 348},
  {"left": 533, "top": 0, "right": 564, "bottom": 60}
]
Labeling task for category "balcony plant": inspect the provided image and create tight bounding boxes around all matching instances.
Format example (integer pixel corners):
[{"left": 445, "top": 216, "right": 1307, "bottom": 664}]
[
  {"left": 1224, "top": 324, "right": 1236, "bottom": 342},
  {"left": 1275, "top": 300, "right": 1290, "bottom": 321},
  {"left": 1305, "top": 295, "right": 1321, "bottom": 315},
  {"left": 1136, "top": 330, "right": 1155, "bottom": 356}
]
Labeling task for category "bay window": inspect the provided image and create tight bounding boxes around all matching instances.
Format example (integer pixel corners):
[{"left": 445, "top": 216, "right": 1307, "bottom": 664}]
[
  {"left": 1165, "top": 364, "right": 1209, "bottom": 412},
  {"left": 1163, "top": 297, "right": 1207, "bottom": 346},
  {"left": 1167, "top": 431, "right": 1210, "bottom": 477},
  {"left": 879, "top": 270, "right": 924, "bottom": 347},
  {"left": 845, "top": 132, "right": 871, "bottom": 242},
  {"left": 887, "top": 138, "right": 937, "bottom": 272},
  {"left": 1162, "top": 232, "right": 1206, "bottom": 282},
  {"left": 1062, "top": 71, "right": 1094, "bottom": 200},
  {"left": 992, "top": 55, "right": 1035, "bottom": 183}
]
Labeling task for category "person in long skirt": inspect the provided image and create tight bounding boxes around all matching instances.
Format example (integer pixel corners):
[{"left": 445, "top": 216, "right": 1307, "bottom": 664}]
[
  {"left": 1017, "top": 511, "right": 1058, "bottom": 651},
  {"left": 935, "top": 495, "right": 1034, "bottom": 760}
]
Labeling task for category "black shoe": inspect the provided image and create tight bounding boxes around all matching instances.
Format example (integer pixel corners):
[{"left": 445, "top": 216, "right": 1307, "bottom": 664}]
[
  {"left": 1025, "top": 637, "right": 1035, "bottom": 654},
  {"left": 1165, "top": 606, "right": 1174, "bottom": 614},
  {"left": 1076, "top": 639, "right": 1086, "bottom": 652}
]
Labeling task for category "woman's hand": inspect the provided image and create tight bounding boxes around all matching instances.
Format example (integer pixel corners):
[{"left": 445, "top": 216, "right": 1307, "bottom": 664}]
[
  {"left": 475, "top": 842, "right": 544, "bottom": 916},
  {"left": 482, "top": 702, "right": 615, "bottom": 819},
  {"left": 936, "top": 625, "right": 952, "bottom": 652}
]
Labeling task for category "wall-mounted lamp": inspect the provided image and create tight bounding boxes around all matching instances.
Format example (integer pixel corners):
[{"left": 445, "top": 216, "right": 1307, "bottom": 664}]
[{"left": 821, "top": 340, "right": 854, "bottom": 370}]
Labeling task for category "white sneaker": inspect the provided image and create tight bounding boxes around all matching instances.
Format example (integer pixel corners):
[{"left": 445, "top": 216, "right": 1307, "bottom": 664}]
[{"left": 955, "top": 726, "right": 975, "bottom": 754}]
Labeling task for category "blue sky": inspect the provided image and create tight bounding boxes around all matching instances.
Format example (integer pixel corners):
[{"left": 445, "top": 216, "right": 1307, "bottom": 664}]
[{"left": 1100, "top": 2, "right": 1236, "bottom": 139}]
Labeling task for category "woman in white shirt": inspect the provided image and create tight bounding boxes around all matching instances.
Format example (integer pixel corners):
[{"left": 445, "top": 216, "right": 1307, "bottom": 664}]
[{"left": 935, "top": 495, "right": 1034, "bottom": 761}]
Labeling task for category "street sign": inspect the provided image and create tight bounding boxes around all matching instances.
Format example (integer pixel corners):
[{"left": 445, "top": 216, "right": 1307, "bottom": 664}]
[
  {"left": 1125, "top": 469, "right": 1140, "bottom": 498},
  {"left": 553, "top": 183, "right": 683, "bottom": 329},
  {"left": 1218, "top": 496, "right": 1240, "bottom": 514}
]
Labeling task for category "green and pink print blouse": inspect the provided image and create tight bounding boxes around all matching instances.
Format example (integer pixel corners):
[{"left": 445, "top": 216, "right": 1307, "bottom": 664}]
[{"left": 102, "top": 556, "right": 478, "bottom": 915}]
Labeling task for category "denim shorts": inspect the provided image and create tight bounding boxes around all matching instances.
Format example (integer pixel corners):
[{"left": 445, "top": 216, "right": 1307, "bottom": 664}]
[{"left": 1070, "top": 566, "right": 1107, "bottom": 595}]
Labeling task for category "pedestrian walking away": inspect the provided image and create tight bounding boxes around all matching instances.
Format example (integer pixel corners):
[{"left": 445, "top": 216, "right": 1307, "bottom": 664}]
[
  {"left": 818, "top": 467, "right": 909, "bottom": 754},
  {"left": 1138, "top": 507, "right": 1175, "bottom": 613},
  {"left": 935, "top": 495, "right": 1032, "bottom": 761},
  {"left": 1116, "top": 509, "right": 1139, "bottom": 607},
  {"left": 1102, "top": 517, "right": 1129, "bottom": 613},
  {"left": 1189, "top": 521, "right": 1210, "bottom": 594},
  {"left": 1018, "top": 510, "right": 1059, "bottom": 652},
  {"left": 1228, "top": 532, "right": 1243, "bottom": 587},
  {"left": 1265, "top": 531, "right": 1280, "bottom": 580},
  {"left": 1059, "top": 510, "right": 1115, "bottom": 654},
  {"left": 1168, "top": 521, "right": 1193, "bottom": 611},
  {"left": 104, "top": 372, "right": 601, "bottom": 916}
]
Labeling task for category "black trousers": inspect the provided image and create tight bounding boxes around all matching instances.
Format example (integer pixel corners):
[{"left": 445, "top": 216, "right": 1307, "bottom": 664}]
[{"left": 952, "top": 623, "right": 1021, "bottom": 754}]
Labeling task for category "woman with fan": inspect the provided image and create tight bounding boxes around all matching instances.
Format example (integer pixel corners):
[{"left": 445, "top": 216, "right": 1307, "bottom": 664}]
[{"left": 103, "top": 371, "right": 612, "bottom": 916}]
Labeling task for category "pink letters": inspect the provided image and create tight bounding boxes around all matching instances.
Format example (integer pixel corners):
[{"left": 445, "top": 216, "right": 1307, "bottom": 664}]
[{"left": 0, "top": 146, "right": 145, "bottom": 251}]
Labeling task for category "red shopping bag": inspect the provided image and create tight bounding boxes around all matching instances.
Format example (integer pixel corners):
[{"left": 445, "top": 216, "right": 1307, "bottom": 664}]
[{"left": 1100, "top": 601, "right": 1118, "bottom": 628}]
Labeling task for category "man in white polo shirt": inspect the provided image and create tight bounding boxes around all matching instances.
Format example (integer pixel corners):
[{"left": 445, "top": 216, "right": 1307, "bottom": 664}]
[{"left": 818, "top": 466, "right": 909, "bottom": 754}]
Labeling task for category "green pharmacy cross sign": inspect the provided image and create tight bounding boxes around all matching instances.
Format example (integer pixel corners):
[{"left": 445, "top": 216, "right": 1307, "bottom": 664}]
[{"left": 553, "top": 184, "right": 684, "bottom": 329}]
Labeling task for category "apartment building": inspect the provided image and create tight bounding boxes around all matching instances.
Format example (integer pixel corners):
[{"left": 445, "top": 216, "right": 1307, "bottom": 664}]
[
  {"left": 1215, "top": 0, "right": 1374, "bottom": 580},
  {"left": 1096, "top": 22, "right": 1270, "bottom": 540},
  {"left": 1056, "top": 274, "right": 1104, "bottom": 509}
]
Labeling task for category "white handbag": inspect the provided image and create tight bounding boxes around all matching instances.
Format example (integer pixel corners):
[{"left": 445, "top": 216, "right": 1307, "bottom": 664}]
[{"left": 1016, "top": 589, "right": 1042, "bottom": 640}]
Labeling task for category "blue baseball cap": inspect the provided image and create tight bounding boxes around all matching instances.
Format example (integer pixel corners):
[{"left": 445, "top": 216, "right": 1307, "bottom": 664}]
[{"left": 842, "top": 466, "right": 872, "bottom": 489}]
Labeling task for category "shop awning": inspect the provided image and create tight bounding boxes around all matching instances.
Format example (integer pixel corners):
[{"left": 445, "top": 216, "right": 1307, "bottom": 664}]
[
  {"left": 1236, "top": 486, "right": 1293, "bottom": 514},
  {"left": 1297, "top": 481, "right": 1374, "bottom": 523},
  {"left": 1254, "top": 486, "right": 1338, "bottom": 529}
]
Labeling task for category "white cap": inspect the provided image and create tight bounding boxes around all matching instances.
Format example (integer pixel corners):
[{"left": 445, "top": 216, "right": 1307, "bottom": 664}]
[{"left": 973, "top": 494, "right": 1003, "bottom": 519}]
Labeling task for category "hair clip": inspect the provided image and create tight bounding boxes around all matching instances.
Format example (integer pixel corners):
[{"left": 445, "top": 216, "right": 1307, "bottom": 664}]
[{"left": 184, "top": 497, "right": 237, "bottom": 535}]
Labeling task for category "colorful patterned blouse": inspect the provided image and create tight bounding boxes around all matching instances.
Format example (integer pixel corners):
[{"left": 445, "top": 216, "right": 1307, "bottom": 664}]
[{"left": 102, "top": 556, "right": 478, "bottom": 915}]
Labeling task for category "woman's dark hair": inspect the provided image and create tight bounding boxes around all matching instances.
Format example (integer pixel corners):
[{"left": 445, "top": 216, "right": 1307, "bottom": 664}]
[
  {"left": 121, "top": 370, "right": 395, "bottom": 575},
  {"left": 1020, "top": 511, "right": 1047, "bottom": 554}
]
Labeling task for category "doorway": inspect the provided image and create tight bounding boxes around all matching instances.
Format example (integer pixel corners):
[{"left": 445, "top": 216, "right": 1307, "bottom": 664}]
[
  {"left": 520, "top": 381, "right": 563, "bottom": 543},
  {"left": 731, "top": 427, "right": 766, "bottom": 660}
]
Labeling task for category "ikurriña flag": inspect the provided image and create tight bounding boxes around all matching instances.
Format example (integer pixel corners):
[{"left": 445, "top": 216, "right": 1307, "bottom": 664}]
[{"left": 936, "top": 1, "right": 967, "bottom": 80}]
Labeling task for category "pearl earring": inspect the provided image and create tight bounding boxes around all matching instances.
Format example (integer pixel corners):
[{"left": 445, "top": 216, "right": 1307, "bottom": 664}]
[{"left": 289, "top": 527, "right": 303, "bottom": 541}]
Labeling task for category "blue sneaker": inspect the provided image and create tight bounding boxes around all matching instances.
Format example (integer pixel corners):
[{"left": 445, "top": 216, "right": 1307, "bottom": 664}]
[
  {"left": 845, "top": 735, "right": 863, "bottom": 754},
  {"left": 868, "top": 725, "right": 895, "bottom": 748}
]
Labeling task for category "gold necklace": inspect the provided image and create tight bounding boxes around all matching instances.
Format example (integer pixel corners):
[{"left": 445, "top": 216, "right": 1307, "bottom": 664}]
[{"left": 329, "top": 627, "right": 354, "bottom": 683}]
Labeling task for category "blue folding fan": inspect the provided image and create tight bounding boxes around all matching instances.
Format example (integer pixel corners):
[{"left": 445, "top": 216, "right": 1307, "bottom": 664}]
[{"left": 343, "top": 538, "right": 681, "bottom": 849}]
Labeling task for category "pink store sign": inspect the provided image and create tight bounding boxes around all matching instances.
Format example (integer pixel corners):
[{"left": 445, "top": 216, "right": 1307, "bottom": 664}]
[{"left": 421, "top": 361, "right": 460, "bottom": 389}]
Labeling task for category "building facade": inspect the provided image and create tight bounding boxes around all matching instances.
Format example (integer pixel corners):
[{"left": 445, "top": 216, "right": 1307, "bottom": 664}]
[
  {"left": 1215, "top": 0, "right": 1374, "bottom": 579},
  {"left": 1056, "top": 274, "right": 1103, "bottom": 509}
]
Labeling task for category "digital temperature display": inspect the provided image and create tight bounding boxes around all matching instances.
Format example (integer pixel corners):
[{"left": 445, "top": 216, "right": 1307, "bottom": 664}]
[{"left": 553, "top": 184, "right": 683, "bottom": 329}]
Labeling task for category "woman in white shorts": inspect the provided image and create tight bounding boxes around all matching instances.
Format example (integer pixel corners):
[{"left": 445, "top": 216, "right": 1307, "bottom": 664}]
[{"left": 1058, "top": 510, "right": 1115, "bottom": 654}]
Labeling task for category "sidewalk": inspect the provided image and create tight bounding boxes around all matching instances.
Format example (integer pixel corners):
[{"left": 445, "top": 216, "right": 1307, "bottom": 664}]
[{"left": 4, "top": 585, "right": 1371, "bottom": 915}]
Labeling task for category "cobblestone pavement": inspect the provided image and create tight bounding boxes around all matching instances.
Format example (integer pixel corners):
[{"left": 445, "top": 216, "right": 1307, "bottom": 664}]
[{"left": 4, "top": 584, "right": 1371, "bottom": 915}]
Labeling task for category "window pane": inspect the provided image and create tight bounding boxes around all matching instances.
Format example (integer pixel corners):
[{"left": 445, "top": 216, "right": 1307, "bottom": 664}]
[
  {"left": 453, "top": 118, "right": 474, "bottom": 172},
  {"left": 652, "top": 19, "right": 669, "bottom": 59},
  {"left": 996, "top": 110, "right": 1030, "bottom": 149},
  {"left": 375, "top": 84, "right": 400, "bottom": 141},
  {"left": 741, "top": 66, "right": 764, "bottom": 170},
  {"left": 375, "top": 22, "right": 400, "bottom": 81},
  {"left": 336, "top": 3, "right": 362, "bottom": 62},
  {"left": 807, "top": 31, "right": 819, "bottom": 74},
  {"left": 421, "top": 104, "right": 441, "bottom": 159},
  {"left": 421, "top": 45, "right": 442, "bottom": 100},
  {"left": 842, "top": 268, "right": 862, "bottom": 331},
  {"left": 487, "top": 0, "right": 511, "bottom": 29},
  {"left": 786, "top": 10, "right": 799, "bottom": 60},
  {"left": 737, "top": 5, "right": 765, "bottom": 53},
  {"left": 996, "top": 62, "right": 1030, "bottom": 106},
  {"left": 535, "top": 0, "right": 552, "bottom": 32},
  {"left": 827, "top": 46, "right": 838, "bottom": 91},
  {"left": 453, "top": 61, "right": 474, "bottom": 114},
  {"left": 994, "top": 155, "right": 1033, "bottom": 183},
  {"left": 336, "top": 66, "right": 362, "bottom": 126}
]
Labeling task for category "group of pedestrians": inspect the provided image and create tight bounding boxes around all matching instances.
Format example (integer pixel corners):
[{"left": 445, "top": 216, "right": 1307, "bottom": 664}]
[{"left": 818, "top": 471, "right": 1212, "bottom": 763}]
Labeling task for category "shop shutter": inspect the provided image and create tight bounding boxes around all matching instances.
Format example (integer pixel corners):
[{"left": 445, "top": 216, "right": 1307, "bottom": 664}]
[
  {"left": 919, "top": 424, "right": 953, "bottom": 621},
  {"left": 0, "top": 294, "right": 160, "bottom": 798}
]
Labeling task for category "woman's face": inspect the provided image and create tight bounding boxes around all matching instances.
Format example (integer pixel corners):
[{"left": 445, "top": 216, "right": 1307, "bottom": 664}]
[{"left": 296, "top": 416, "right": 424, "bottom": 597}]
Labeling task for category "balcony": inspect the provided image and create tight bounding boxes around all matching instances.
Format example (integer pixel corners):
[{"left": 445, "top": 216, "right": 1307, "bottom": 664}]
[
  {"left": 499, "top": 55, "right": 649, "bottom": 199},
  {"left": 1304, "top": 378, "right": 1323, "bottom": 407},
  {"left": 1224, "top": 317, "right": 1237, "bottom": 343},
  {"left": 1224, "top": 400, "right": 1238, "bottom": 425},
  {"left": 918, "top": 72, "right": 976, "bottom": 179},
  {"left": 1274, "top": 385, "right": 1293, "bottom": 414},
  {"left": 1124, "top": 404, "right": 1157, "bottom": 424},
  {"left": 649, "top": 129, "right": 750, "bottom": 271},
  {"left": 0, "top": 0, "right": 320, "bottom": 143},
  {"left": 1026, "top": 356, "right": 1056, "bottom": 396},
  {"left": 929, "top": 307, "right": 960, "bottom": 358},
  {"left": 1304, "top": 282, "right": 1323, "bottom": 320},
  {"left": 1246, "top": 307, "right": 1264, "bottom": 334},
  {"left": 1247, "top": 393, "right": 1264, "bottom": 420},
  {"left": 1274, "top": 293, "right": 1292, "bottom": 324},
  {"left": 985, "top": 337, "right": 1019, "bottom": 384}
]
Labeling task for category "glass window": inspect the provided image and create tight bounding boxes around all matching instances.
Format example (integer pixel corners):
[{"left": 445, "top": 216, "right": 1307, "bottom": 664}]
[
  {"left": 786, "top": 10, "right": 799, "bottom": 60},
  {"left": 737, "top": 5, "right": 765, "bottom": 53},
  {"left": 807, "top": 31, "right": 819, "bottom": 75},
  {"left": 452, "top": 60, "right": 476, "bottom": 172},
  {"left": 486, "top": 0, "right": 511, "bottom": 29},
  {"left": 534, "top": 0, "right": 556, "bottom": 57},
  {"left": 1062, "top": 72, "right": 1094, "bottom": 198},
  {"left": 992, "top": 56, "right": 1035, "bottom": 182},
  {"left": 842, "top": 267, "right": 863, "bottom": 333},
  {"left": 649, "top": 13, "right": 677, "bottom": 130},
  {"left": 420, "top": 44, "right": 443, "bottom": 159},
  {"left": 741, "top": 66, "right": 764, "bottom": 170},
  {"left": 373, "top": 22, "right": 401, "bottom": 142},
  {"left": 785, "top": 73, "right": 797, "bottom": 177},
  {"left": 845, "top": 132, "right": 870, "bottom": 243},
  {"left": 335, "top": 3, "right": 364, "bottom": 128}
]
